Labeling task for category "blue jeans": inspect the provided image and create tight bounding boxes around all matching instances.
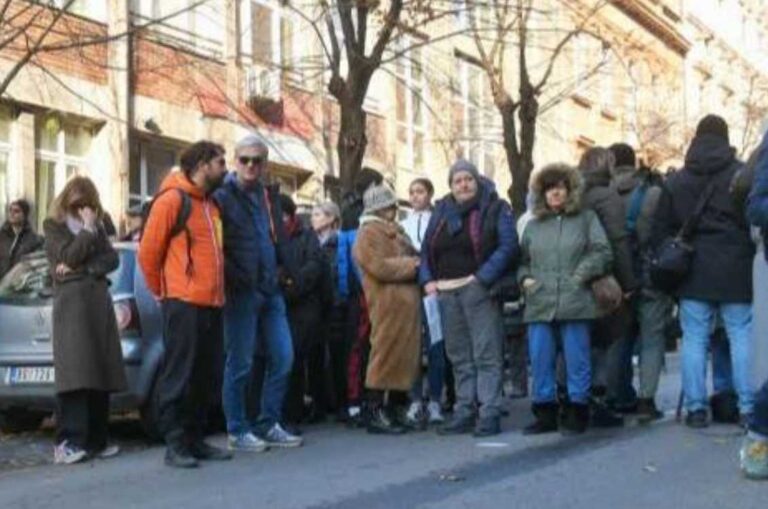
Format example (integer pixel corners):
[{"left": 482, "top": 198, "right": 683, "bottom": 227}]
[
  {"left": 222, "top": 291, "right": 294, "bottom": 435},
  {"left": 528, "top": 321, "right": 591, "bottom": 404},
  {"left": 680, "top": 299, "right": 754, "bottom": 414},
  {"left": 411, "top": 340, "right": 446, "bottom": 403},
  {"left": 711, "top": 327, "right": 734, "bottom": 394}
]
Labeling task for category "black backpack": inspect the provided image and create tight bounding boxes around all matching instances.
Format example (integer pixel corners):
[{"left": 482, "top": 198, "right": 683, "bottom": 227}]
[{"left": 142, "top": 188, "right": 194, "bottom": 274}]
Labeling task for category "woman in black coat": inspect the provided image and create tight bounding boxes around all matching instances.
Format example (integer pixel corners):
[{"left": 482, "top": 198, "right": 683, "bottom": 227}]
[{"left": 44, "top": 176, "right": 126, "bottom": 465}]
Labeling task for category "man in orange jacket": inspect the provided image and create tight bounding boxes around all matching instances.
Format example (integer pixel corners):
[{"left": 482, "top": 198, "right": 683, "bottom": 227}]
[{"left": 138, "top": 140, "right": 231, "bottom": 468}]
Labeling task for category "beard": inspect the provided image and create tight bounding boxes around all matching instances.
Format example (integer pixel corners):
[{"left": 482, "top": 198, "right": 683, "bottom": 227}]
[{"left": 205, "top": 171, "right": 227, "bottom": 192}]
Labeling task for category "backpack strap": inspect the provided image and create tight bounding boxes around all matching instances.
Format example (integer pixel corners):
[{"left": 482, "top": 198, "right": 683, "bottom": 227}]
[{"left": 625, "top": 183, "right": 649, "bottom": 234}]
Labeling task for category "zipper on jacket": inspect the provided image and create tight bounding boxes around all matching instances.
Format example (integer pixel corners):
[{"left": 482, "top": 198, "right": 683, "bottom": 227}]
[
  {"left": 555, "top": 215, "right": 563, "bottom": 320},
  {"left": 203, "top": 198, "right": 224, "bottom": 305}
]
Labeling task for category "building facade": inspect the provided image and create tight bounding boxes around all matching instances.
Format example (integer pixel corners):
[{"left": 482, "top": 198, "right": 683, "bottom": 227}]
[{"left": 0, "top": 0, "right": 765, "bottom": 232}]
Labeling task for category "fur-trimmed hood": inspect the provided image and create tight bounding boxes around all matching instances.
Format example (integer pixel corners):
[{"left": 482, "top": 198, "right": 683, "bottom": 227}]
[{"left": 530, "top": 163, "right": 584, "bottom": 219}]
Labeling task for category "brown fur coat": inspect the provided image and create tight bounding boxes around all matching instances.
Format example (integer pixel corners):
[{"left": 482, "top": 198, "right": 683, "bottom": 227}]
[{"left": 353, "top": 216, "right": 421, "bottom": 391}]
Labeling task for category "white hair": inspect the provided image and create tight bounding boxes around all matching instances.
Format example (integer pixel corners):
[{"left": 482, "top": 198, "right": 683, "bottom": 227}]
[{"left": 235, "top": 134, "right": 269, "bottom": 155}]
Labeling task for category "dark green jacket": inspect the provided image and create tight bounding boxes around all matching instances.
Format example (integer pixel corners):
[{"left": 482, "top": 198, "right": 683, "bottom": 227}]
[{"left": 518, "top": 164, "right": 613, "bottom": 323}]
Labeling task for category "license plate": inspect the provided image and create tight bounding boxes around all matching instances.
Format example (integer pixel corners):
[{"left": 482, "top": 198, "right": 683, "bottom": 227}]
[{"left": 7, "top": 367, "right": 55, "bottom": 385}]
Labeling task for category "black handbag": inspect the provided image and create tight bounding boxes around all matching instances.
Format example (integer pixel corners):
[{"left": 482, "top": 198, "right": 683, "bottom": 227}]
[{"left": 650, "top": 180, "right": 717, "bottom": 293}]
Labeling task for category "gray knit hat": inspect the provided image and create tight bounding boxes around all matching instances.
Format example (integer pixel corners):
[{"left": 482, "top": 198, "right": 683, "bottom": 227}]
[
  {"left": 362, "top": 184, "right": 397, "bottom": 215},
  {"left": 448, "top": 159, "right": 480, "bottom": 185}
]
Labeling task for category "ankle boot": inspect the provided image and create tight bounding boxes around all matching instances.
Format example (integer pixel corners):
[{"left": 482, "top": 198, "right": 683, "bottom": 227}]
[
  {"left": 523, "top": 403, "right": 559, "bottom": 435},
  {"left": 367, "top": 405, "right": 406, "bottom": 435},
  {"left": 561, "top": 403, "right": 589, "bottom": 436}
]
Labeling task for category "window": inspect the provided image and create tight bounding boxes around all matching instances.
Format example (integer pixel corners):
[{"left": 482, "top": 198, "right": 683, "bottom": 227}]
[
  {"left": 52, "top": 0, "right": 107, "bottom": 22},
  {"left": 35, "top": 115, "right": 92, "bottom": 227},
  {"left": 240, "top": 0, "right": 282, "bottom": 65},
  {"left": 0, "top": 106, "right": 11, "bottom": 218},
  {"left": 456, "top": 58, "right": 496, "bottom": 179},
  {"left": 132, "top": 0, "right": 225, "bottom": 58},
  {"left": 395, "top": 41, "right": 428, "bottom": 170},
  {"left": 129, "top": 141, "right": 180, "bottom": 206}
]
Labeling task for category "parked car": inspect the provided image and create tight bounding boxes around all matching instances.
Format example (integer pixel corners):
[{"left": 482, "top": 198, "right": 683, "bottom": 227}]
[{"left": 0, "top": 243, "right": 166, "bottom": 437}]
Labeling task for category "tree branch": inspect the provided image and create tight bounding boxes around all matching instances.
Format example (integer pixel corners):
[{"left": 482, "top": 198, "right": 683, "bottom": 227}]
[{"left": 0, "top": 0, "right": 76, "bottom": 96}]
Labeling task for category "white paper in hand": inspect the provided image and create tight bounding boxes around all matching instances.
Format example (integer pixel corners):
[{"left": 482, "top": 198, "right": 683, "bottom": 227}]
[{"left": 423, "top": 294, "right": 443, "bottom": 345}]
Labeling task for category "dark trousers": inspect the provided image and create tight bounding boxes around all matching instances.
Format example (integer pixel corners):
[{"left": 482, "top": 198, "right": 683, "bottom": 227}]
[
  {"left": 346, "top": 293, "right": 371, "bottom": 406},
  {"left": 751, "top": 380, "right": 768, "bottom": 437},
  {"left": 316, "top": 304, "right": 348, "bottom": 413},
  {"left": 158, "top": 299, "right": 223, "bottom": 445},
  {"left": 56, "top": 389, "right": 109, "bottom": 451}
]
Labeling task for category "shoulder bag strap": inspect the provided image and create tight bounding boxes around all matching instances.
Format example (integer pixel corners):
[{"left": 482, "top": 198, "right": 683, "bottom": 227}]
[{"left": 679, "top": 179, "right": 718, "bottom": 241}]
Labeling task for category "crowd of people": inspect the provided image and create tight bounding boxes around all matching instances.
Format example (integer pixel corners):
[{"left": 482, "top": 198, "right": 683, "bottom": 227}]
[{"left": 3, "top": 114, "right": 768, "bottom": 479}]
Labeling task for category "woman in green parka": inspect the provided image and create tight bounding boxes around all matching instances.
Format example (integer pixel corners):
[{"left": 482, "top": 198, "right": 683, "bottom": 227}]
[{"left": 519, "top": 163, "right": 613, "bottom": 435}]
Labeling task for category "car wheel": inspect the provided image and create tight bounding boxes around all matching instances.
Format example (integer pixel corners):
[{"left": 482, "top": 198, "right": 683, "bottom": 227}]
[
  {"left": 139, "top": 377, "right": 162, "bottom": 443},
  {"left": 0, "top": 408, "right": 48, "bottom": 434}
]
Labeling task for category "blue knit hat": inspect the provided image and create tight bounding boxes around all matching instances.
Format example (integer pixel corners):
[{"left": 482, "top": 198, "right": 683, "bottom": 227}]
[{"left": 448, "top": 159, "right": 480, "bottom": 185}]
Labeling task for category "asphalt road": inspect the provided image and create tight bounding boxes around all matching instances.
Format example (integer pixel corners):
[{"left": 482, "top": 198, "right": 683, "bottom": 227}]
[{"left": 0, "top": 356, "right": 766, "bottom": 508}]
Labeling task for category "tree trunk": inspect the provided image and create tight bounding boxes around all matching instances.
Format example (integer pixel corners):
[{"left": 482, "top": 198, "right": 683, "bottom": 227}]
[{"left": 336, "top": 102, "right": 368, "bottom": 192}]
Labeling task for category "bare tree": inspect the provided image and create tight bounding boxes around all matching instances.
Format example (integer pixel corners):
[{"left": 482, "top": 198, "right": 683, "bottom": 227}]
[
  {"left": 739, "top": 74, "right": 768, "bottom": 158},
  {"left": 0, "top": 0, "right": 211, "bottom": 98},
  {"left": 465, "top": 0, "right": 609, "bottom": 213},
  {"left": 289, "top": 0, "right": 448, "bottom": 191}
]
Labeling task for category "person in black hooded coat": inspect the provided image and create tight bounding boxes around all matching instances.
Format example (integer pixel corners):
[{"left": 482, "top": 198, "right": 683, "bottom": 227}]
[{"left": 652, "top": 115, "right": 755, "bottom": 428}]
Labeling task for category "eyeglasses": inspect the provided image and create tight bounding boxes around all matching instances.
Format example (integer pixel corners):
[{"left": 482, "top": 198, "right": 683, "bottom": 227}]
[
  {"left": 8, "top": 207, "right": 22, "bottom": 214},
  {"left": 239, "top": 155, "right": 267, "bottom": 167}
]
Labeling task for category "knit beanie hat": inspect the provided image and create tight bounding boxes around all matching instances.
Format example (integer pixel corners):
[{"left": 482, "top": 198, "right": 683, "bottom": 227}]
[
  {"left": 609, "top": 143, "right": 636, "bottom": 168},
  {"left": 362, "top": 184, "right": 397, "bottom": 215},
  {"left": 448, "top": 159, "right": 480, "bottom": 185},
  {"left": 696, "top": 114, "right": 730, "bottom": 143}
]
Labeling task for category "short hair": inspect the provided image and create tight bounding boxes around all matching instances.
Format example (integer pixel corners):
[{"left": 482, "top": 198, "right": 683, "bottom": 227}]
[
  {"left": 578, "top": 147, "right": 615, "bottom": 176},
  {"left": 279, "top": 193, "right": 297, "bottom": 217},
  {"left": 409, "top": 178, "right": 434, "bottom": 196},
  {"left": 179, "top": 141, "right": 225, "bottom": 177},
  {"left": 313, "top": 200, "right": 341, "bottom": 223},
  {"left": 9, "top": 199, "right": 31, "bottom": 219},
  {"left": 235, "top": 134, "right": 269, "bottom": 156}
]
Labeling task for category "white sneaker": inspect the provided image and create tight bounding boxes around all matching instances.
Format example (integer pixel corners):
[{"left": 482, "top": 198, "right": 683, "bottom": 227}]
[
  {"left": 227, "top": 432, "right": 269, "bottom": 452},
  {"left": 54, "top": 440, "right": 87, "bottom": 465},
  {"left": 262, "top": 423, "right": 303, "bottom": 448},
  {"left": 406, "top": 402, "right": 423, "bottom": 422},
  {"left": 95, "top": 444, "right": 121, "bottom": 459},
  {"left": 427, "top": 401, "right": 445, "bottom": 424}
]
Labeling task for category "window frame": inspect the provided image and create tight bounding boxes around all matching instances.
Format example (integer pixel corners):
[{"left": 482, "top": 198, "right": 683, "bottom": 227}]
[
  {"left": 0, "top": 108, "right": 12, "bottom": 217},
  {"left": 395, "top": 38, "right": 429, "bottom": 171},
  {"left": 456, "top": 57, "right": 496, "bottom": 179}
]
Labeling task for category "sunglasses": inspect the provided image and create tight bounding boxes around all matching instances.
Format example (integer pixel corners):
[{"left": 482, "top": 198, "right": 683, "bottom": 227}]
[{"left": 238, "top": 155, "right": 267, "bottom": 166}]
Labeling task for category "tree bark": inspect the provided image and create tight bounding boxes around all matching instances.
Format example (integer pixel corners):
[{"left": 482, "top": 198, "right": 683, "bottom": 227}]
[{"left": 337, "top": 101, "right": 368, "bottom": 191}]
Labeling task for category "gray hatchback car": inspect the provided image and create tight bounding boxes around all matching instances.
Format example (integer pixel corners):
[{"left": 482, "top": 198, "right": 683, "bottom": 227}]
[{"left": 0, "top": 243, "right": 165, "bottom": 436}]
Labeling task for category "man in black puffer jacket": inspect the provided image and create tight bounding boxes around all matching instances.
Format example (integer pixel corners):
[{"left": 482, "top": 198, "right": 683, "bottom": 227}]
[{"left": 652, "top": 115, "right": 755, "bottom": 429}]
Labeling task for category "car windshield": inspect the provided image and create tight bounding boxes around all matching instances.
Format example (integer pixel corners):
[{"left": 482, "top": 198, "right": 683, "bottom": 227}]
[{"left": 0, "top": 251, "right": 51, "bottom": 300}]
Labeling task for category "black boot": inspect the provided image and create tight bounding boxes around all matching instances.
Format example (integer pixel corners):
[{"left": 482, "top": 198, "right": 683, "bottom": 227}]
[
  {"left": 636, "top": 398, "right": 664, "bottom": 422},
  {"left": 590, "top": 400, "right": 624, "bottom": 428},
  {"left": 189, "top": 440, "right": 233, "bottom": 461},
  {"left": 523, "top": 403, "right": 559, "bottom": 435},
  {"left": 367, "top": 405, "right": 406, "bottom": 435},
  {"left": 438, "top": 414, "right": 476, "bottom": 435},
  {"left": 164, "top": 431, "right": 198, "bottom": 469},
  {"left": 561, "top": 403, "right": 589, "bottom": 436}
]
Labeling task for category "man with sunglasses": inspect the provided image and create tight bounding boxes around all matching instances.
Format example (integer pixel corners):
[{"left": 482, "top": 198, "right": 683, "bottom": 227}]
[
  {"left": 214, "top": 135, "right": 302, "bottom": 451},
  {"left": 0, "top": 199, "right": 44, "bottom": 278}
]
